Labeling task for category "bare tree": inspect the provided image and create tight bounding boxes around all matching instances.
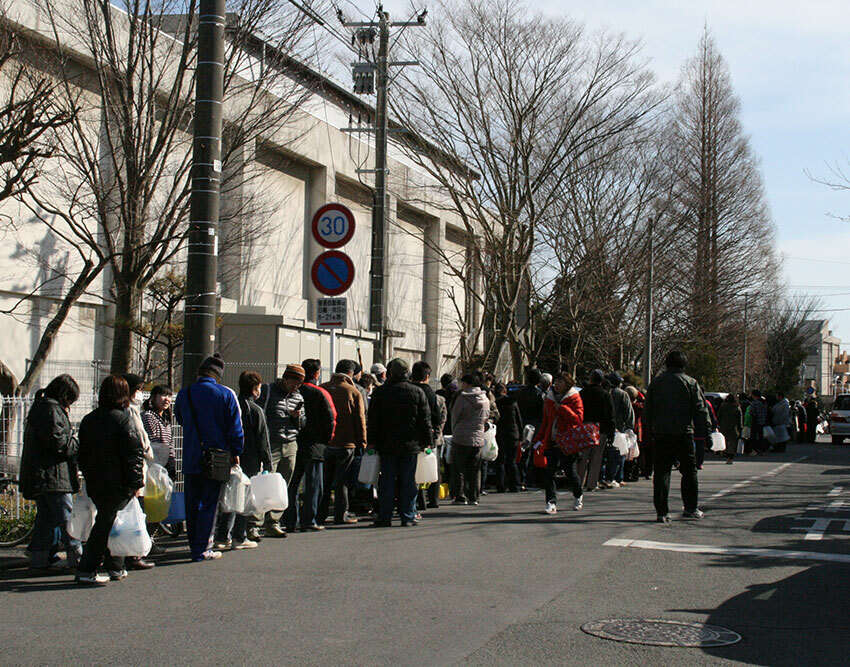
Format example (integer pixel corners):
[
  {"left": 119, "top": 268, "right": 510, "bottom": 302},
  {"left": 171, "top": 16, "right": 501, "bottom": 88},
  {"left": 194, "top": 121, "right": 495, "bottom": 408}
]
[
  {"left": 10, "top": 0, "right": 312, "bottom": 392},
  {"left": 393, "top": 0, "right": 661, "bottom": 379}
]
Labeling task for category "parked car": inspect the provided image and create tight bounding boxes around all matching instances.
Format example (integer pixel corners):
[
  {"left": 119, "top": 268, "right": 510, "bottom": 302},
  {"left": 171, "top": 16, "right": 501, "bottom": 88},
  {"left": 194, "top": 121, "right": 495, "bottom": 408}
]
[{"left": 829, "top": 394, "right": 850, "bottom": 444}]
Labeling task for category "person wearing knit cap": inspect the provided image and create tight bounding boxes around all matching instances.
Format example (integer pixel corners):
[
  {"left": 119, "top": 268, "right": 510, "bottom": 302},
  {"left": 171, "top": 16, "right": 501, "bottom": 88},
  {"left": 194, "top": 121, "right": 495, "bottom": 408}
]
[
  {"left": 175, "top": 352, "right": 244, "bottom": 561},
  {"left": 253, "top": 363, "right": 306, "bottom": 538}
]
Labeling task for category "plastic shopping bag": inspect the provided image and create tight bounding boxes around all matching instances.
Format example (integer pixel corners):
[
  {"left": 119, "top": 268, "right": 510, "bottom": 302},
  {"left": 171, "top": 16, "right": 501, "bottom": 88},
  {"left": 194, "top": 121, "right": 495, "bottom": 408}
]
[
  {"left": 612, "top": 432, "right": 629, "bottom": 455},
  {"left": 481, "top": 424, "right": 499, "bottom": 461},
  {"left": 763, "top": 425, "right": 776, "bottom": 443},
  {"left": 624, "top": 430, "right": 640, "bottom": 461},
  {"left": 358, "top": 449, "right": 380, "bottom": 486},
  {"left": 736, "top": 438, "right": 745, "bottom": 455},
  {"left": 220, "top": 465, "right": 252, "bottom": 514},
  {"left": 143, "top": 462, "right": 173, "bottom": 523},
  {"left": 67, "top": 486, "right": 96, "bottom": 541},
  {"left": 710, "top": 432, "right": 727, "bottom": 452},
  {"left": 108, "top": 499, "right": 152, "bottom": 557}
]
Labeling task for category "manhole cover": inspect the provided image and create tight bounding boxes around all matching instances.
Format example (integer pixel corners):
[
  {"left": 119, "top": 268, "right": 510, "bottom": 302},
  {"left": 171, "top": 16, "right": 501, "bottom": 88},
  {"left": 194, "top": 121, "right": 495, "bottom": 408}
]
[{"left": 581, "top": 618, "right": 741, "bottom": 647}]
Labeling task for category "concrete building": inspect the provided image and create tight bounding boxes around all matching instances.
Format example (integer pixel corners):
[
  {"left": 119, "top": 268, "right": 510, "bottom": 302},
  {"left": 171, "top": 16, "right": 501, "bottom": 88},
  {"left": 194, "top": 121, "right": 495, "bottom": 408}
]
[
  {"left": 0, "top": 1, "right": 481, "bottom": 389},
  {"left": 800, "top": 319, "right": 841, "bottom": 397}
]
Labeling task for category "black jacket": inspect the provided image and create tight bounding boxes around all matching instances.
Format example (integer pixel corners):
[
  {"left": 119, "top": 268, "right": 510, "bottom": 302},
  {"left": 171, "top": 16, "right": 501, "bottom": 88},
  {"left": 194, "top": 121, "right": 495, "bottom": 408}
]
[
  {"left": 579, "top": 383, "right": 615, "bottom": 440},
  {"left": 297, "top": 382, "right": 335, "bottom": 460},
  {"left": 435, "top": 387, "right": 457, "bottom": 434},
  {"left": 19, "top": 396, "right": 79, "bottom": 498},
  {"left": 495, "top": 394, "right": 523, "bottom": 443},
  {"left": 77, "top": 406, "right": 145, "bottom": 500},
  {"left": 368, "top": 375, "right": 433, "bottom": 456},
  {"left": 515, "top": 384, "right": 544, "bottom": 429},
  {"left": 417, "top": 382, "right": 443, "bottom": 446},
  {"left": 239, "top": 395, "right": 273, "bottom": 476}
]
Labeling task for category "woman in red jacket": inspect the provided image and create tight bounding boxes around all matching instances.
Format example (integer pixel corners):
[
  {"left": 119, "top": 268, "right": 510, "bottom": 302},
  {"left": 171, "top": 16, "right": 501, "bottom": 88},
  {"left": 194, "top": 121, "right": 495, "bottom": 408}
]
[{"left": 534, "top": 372, "right": 584, "bottom": 514}]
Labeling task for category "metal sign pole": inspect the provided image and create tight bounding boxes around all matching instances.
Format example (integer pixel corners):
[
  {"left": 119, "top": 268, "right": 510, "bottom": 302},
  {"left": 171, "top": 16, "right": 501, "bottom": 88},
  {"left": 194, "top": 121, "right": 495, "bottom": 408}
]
[{"left": 329, "top": 327, "right": 336, "bottom": 381}]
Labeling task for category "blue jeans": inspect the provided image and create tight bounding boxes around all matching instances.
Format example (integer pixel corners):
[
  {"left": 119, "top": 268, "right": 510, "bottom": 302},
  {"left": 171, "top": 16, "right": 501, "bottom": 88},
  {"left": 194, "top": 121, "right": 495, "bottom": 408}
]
[
  {"left": 29, "top": 492, "right": 81, "bottom": 567},
  {"left": 283, "top": 455, "right": 323, "bottom": 529},
  {"left": 377, "top": 453, "right": 417, "bottom": 523},
  {"left": 215, "top": 512, "right": 248, "bottom": 543}
]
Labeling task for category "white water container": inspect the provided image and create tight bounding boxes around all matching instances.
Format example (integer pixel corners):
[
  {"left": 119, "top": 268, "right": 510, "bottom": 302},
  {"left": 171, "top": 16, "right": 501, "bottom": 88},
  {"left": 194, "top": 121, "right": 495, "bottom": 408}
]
[
  {"left": 415, "top": 448, "right": 439, "bottom": 484},
  {"left": 710, "top": 432, "right": 727, "bottom": 452},
  {"left": 249, "top": 471, "right": 288, "bottom": 513},
  {"left": 612, "top": 432, "right": 629, "bottom": 455},
  {"left": 358, "top": 449, "right": 380, "bottom": 486}
]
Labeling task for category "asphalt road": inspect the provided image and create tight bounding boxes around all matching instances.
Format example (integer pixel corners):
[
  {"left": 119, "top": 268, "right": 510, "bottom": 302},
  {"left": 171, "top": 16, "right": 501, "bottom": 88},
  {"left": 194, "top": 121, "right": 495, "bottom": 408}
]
[{"left": 1, "top": 438, "right": 848, "bottom": 666}]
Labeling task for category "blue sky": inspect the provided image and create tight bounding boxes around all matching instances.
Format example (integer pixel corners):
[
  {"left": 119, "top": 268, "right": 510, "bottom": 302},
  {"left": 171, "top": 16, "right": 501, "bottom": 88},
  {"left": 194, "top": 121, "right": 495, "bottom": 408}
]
[{"left": 372, "top": 0, "right": 850, "bottom": 341}]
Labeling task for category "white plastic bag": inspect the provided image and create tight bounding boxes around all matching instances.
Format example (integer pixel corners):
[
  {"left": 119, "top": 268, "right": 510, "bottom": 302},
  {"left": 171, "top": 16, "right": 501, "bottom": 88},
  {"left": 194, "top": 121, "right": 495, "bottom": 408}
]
[
  {"left": 67, "top": 486, "right": 96, "bottom": 541},
  {"left": 624, "top": 430, "right": 640, "bottom": 461},
  {"left": 763, "top": 425, "right": 776, "bottom": 442},
  {"left": 249, "top": 472, "right": 289, "bottom": 514},
  {"left": 108, "top": 499, "right": 152, "bottom": 557},
  {"left": 710, "top": 432, "right": 726, "bottom": 452},
  {"left": 736, "top": 438, "right": 745, "bottom": 455},
  {"left": 358, "top": 449, "right": 380, "bottom": 486},
  {"left": 220, "top": 465, "right": 252, "bottom": 514},
  {"left": 415, "top": 449, "right": 439, "bottom": 484},
  {"left": 612, "top": 432, "right": 629, "bottom": 455},
  {"left": 481, "top": 424, "right": 498, "bottom": 461},
  {"left": 143, "top": 462, "right": 173, "bottom": 523}
]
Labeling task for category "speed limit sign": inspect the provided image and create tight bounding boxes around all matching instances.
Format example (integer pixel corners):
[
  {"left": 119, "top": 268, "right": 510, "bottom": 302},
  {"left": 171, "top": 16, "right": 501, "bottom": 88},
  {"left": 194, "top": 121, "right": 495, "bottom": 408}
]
[{"left": 312, "top": 203, "right": 356, "bottom": 249}]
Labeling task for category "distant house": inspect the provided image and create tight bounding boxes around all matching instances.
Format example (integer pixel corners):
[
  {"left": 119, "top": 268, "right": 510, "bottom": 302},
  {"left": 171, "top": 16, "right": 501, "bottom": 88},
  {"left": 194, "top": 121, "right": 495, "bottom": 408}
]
[{"left": 800, "top": 320, "right": 841, "bottom": 396}]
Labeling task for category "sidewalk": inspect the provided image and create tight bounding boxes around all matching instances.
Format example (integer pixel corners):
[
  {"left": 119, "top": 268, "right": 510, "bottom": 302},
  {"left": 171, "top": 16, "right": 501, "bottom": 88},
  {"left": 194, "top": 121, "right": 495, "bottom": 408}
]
[{"left": 0, "top": 545, "right": 30, "bottom": 571}]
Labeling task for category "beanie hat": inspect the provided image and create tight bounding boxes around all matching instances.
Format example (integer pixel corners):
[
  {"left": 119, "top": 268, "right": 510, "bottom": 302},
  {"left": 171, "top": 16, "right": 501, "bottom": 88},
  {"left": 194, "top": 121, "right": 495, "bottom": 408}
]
[
  {"left": 387, "top": 358, "right": 408, "bottom": 378},
  {"left": 198, "top": 353, "right": 224, "bottom": 380},
  {"left": 282, "top": 363, "right": 306, "bottom": 381},
  {"left": 590, "top": 369, "right": 605, "bottom": 383}
]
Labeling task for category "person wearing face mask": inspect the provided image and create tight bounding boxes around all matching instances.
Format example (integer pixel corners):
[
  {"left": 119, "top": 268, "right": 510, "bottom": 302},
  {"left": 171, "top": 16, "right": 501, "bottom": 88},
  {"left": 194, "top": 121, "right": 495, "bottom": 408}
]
[{"left": 121, "top": 373, "right": 155, "bottom": 571}]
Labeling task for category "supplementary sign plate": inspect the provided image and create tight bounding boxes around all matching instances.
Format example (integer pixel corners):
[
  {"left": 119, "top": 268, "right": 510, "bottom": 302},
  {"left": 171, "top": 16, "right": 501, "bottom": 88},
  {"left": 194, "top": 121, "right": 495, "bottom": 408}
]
[{"left": 317, "top": 297, "right": 347, "bottom": 328}]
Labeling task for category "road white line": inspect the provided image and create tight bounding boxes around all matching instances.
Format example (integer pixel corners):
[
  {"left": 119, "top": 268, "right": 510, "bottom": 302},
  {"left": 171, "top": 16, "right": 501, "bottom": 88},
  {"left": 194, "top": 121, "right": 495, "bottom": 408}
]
[
  {"left": 604, "top": 538, "right": 850, "bottom": 564},
  {"left": 828, "top": 487, "right": 843, "bottom": 497},
  {"left": 707, "top": 457, "right": 808, "bottom": 501}
]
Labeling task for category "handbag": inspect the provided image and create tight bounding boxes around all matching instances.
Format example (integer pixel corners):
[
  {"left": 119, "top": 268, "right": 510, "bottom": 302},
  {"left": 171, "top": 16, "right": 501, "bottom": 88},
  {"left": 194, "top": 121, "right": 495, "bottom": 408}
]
[
  {"left": 532, "top": 444, "right": 547, "bottom": 468},
  {"left": 556, "top": 422, "right": 601, "bottom": 456},
  {"left": 188, "top": 386, "right": 231, "bottom": 482}
]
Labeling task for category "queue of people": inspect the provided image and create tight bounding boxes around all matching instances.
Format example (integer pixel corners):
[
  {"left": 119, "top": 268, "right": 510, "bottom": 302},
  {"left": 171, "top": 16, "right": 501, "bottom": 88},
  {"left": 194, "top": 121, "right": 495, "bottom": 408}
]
[{"left": 16, "top": 349, "right": 818, "bottom": 584}]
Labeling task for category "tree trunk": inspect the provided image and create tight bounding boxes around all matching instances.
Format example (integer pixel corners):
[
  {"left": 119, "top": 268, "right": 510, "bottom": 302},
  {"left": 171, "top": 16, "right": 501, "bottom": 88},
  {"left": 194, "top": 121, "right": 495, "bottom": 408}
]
[
  {"left": 17, "top": 260, "right": 102, "bottom": 395},
  {"left": 110, "top": 281, "right": 141, "bottom": 373}
]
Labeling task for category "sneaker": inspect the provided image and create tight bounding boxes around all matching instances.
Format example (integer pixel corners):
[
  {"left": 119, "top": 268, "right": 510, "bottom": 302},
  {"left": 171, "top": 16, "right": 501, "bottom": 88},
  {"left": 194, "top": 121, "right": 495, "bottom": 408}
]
[
  {"left": 471, "top": 500, "right": 479, "bottom": 506},
  {"left": 334, "top": 514, "right": 358, "bottom": 525},
  {"left": 451, "top": 499, "right": 467, "bottom": 506},
  {"left": 108, "top": 569, "right": 128, "bottom": 581},
  {"left": 608, "top": 481, "right": 620, "bottom": 488},
  {"left": 214, "top": 540, "right": 232, "bottom": 551},
  {"left": 305, "top": 524, "right": 325, "bottom": 531},
  {"left": 233, "top": 539, "right": 259, "bottom": 549},
  {"left": 618, "top": 481, "right": 628, "bottom": 487},
  {"left": 656, "top": 514, "right": 672, "bottom": 523},
  {"left": 247, "top": 528, "right": 263, "bottom": 541},
  {"left": 200, "top": 550, "right": 223, "bottom": 561},
  {"left": 148, "top": 543, "right": 167, "bottom": 555},
  {"left": 75, "top": 571, "right": 109, "bottom": 585},
  {"left": 265, "top": 524, "right": 286, "bottom": 538},
  {"left": 573, "top": 496, "right": 583, "bottom": 511},
  {"left": 682, "top": 509, "right": 705, "bottom": 520},
  {"left": 544, "top": 501, "right": 557, "bottom": 515}
]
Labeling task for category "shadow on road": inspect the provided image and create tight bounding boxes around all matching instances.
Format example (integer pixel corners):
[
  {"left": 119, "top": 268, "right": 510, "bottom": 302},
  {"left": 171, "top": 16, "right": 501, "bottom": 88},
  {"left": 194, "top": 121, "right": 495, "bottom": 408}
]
[{"left": 671, "top": 560, "right": 850, "bottom": 665}]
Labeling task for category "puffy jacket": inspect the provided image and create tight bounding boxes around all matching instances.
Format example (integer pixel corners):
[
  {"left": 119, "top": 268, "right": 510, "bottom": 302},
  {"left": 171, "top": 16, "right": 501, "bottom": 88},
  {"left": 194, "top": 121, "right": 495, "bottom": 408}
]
[
  {"left": 450, "top": 387, "right": 490, "bottom": 448},
  {"left": 535, "top": 388, "right": 584, "bottom": 451},
  {"left": 259, "top": 381, "right": 305, "bottom": 454},
  {"left": 515, "top": 384, "right": 544, "bottom": 429},
  {"left": 643, "top": 368, "right": 711, "bottom": 436},
  {"left": 77, "top": 406, "right": 145, "bottom": 499},
  {"left": 19, "top": 395, "right": 79, "bottom": 498},
  {"left": 297, "top": 382, "right": 336, "bottom": 460},
  {"left": 580, "top": 383, "right": 616, "bottom": 440},
  {"left": 610, "top": 386, "right": 635, "bottom": 432},
  {"left": 175, "top": 377, "right": 244, "bottom": 476},
  {"left": 367, "top": 375, "right": 433, "bottom": 456},
  {"left": 238, "top": 395, "right": 273, "bottom": 476},
  {"left": 320, "top": 374, "right": 367, "bottom": 448},
  {"left": 495, "top": 394, "right": 523, "bottom": 443}
]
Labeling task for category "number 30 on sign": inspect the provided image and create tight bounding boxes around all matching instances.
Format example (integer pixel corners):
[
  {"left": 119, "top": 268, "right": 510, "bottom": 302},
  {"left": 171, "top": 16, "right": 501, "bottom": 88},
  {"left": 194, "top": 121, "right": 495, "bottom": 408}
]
[{"left": 312, "top": 203, "right": 355, "bottom": 249}]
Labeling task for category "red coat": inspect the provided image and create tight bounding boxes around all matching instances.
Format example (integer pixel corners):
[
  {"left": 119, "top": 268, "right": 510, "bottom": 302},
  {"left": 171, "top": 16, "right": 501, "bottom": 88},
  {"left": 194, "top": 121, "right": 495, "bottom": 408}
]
[{"left": 535, "top": 388, "right": 584, "bottom": 451}]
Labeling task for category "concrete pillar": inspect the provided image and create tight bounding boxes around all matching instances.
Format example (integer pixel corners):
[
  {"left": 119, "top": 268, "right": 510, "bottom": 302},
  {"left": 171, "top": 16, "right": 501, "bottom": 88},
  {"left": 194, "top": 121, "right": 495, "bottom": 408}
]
[
  {"left": 423, "top": 216, "right": 445, "bottom": 378},
  {"left": 218, "top": 138, "right": 256, "bottom": 301}
]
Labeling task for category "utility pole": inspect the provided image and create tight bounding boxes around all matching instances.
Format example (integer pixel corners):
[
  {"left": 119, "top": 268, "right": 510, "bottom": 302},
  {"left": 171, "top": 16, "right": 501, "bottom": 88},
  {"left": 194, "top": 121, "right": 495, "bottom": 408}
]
[
  {"left": 742, "top": 293, "right": 749, "bottom": 392},
  {"left": 343, "top": 7, "right": 425, "bottom": 363},
  {"left": 183, "top": 0, "right": 225, "bottom": 387},
  {"left": 643, "top": 216, "right": 655, "bottom": 388},
  {"left": 369, "top": 11, "right": 389, "bottom": 362}
]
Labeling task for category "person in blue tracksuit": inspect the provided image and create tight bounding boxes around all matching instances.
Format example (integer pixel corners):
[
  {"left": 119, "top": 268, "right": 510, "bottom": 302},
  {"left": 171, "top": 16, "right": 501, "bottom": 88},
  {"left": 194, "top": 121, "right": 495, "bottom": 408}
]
[{"left": 175, "top": 354, "right": 244, "bottom": 562}]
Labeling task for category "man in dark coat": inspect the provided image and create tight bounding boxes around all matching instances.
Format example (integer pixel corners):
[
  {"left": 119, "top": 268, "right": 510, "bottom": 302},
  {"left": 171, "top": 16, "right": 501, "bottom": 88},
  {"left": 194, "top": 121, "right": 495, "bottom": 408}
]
[
  {"left": 368, "top": 358, "right": 432, "bottom": 526},
  {"left": 644, "top": 350, "right": 711, "bottom": 522},
  {"left": 283, "top": 358, "right": 335, "bottom": 532},
  {"left": 577, "top": 369, "right": 615, "bottom": 491},
  {"left": 515, "top": 368, "right": 545, "bottom": 488},
  {"left": 412, "top": 361, "right": 446, "bottom": 509}
]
